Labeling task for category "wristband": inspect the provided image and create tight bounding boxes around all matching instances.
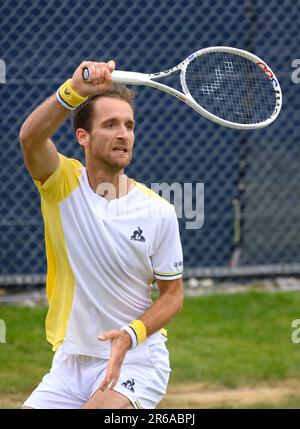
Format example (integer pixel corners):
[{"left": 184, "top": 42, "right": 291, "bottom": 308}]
[
  {"left": 56, "top": 79, "right": 88, "bottom": 110},
  {"left": 121, "top": 319, "right": 147, "bottom": 349},
  {"left": 121, "top": 325, "right": 138, "bottom": 349}
]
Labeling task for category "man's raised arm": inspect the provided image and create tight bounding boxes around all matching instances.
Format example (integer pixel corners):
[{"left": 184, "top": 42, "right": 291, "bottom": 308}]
[{"left": 19, "top": 60, "right": 115, "bottom": 184}]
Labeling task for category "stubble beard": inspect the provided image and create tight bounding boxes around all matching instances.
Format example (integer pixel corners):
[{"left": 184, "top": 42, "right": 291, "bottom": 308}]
[{"left": 90, "top": 144, "right": 132, "bottom": 174}]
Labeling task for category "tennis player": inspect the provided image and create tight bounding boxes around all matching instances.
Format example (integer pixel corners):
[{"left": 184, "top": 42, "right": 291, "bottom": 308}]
[{"left": 19, "top": 60, "right": 184, "bottom": 409}]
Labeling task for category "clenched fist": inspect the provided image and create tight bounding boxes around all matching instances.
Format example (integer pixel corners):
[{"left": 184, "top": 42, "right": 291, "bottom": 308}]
[{"left": 70, "top": 60, "right": 115, "bottom": 97}]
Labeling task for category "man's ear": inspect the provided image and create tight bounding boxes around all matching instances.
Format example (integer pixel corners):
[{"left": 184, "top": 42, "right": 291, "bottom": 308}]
[{"left": 76, "top": 128, "right": 89, "bottom": 150}]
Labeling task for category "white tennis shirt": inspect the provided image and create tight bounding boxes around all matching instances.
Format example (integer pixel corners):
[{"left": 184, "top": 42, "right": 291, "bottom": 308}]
[{"left": 34, "top": 154, "right": 183, "bottom": 358}]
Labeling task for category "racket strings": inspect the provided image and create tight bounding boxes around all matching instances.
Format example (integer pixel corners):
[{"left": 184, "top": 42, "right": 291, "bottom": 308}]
[{"left": 185, "top": 52, "right": 277, "bottom": 124}]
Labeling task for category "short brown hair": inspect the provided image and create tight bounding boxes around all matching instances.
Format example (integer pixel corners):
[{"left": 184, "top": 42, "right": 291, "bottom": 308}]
[{"left": 72, "top": 83, "right": 136, "bottom": 133}]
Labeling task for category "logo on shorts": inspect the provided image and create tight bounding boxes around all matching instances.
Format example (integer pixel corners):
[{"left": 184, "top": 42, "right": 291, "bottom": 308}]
[
  {"left": 130, "top": 227, "right": 145, "bottom": 242},
  {"left": 121, "top": 378, "right": 135, "bottom": 393}
]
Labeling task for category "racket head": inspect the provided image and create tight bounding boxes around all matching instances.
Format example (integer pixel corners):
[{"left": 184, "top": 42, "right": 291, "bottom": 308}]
[{"left": 178, "top": 46, "right": 282, "bottom": 129}]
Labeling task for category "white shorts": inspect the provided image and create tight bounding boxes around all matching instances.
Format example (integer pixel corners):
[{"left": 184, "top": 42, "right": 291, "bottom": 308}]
[{"left": 23, "top": 342, "right": 171, "bottom": 409}]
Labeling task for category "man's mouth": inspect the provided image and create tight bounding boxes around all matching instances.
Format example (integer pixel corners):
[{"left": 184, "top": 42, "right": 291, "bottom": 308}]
[{"left": 112, "top": 147, "right": 128, "bottom": 153}]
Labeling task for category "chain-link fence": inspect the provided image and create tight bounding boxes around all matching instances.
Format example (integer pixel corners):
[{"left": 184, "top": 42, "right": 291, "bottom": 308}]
[{"left": 1, "top": 0, "right": 300, "bottom": 284}]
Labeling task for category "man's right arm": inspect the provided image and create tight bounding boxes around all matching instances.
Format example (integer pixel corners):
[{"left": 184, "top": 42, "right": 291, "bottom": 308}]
[
  {"left": 19, "top": 94, "right": 68, "bottom": 184},
  {"left": 19, "top": 60, "right": 115, "bottom": 184}
]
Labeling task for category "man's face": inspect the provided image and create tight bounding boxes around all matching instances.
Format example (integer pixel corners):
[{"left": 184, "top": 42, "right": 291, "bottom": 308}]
[{"left": 86, "top": 97, "right": 135, "bottom": 171}]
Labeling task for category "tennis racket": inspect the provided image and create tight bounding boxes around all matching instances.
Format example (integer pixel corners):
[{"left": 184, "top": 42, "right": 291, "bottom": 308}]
[{"left": 82, "top": 46, "right": 282, "bottom": 130}]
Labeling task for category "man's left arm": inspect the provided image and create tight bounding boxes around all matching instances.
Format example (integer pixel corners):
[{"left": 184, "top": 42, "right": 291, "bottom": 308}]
[
  {"left": 139, "top": 277, "right": 183, "bottom": 335},
  {"left": 98, "top": 277, "right": 183, "bottom": 391}
]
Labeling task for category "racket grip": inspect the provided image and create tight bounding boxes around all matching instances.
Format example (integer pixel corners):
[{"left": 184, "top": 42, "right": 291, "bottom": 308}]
[
  {"left": 82, "top": 67, "right": 91, "bottom": 82},
  {"left": 82, "top": 68, "right": 149, "bottom": 85}
]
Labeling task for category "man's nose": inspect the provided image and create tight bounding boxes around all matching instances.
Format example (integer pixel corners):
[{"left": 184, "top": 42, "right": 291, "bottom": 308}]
[{"left": 117, "top": 124, "right": 129, "bottom": 139}]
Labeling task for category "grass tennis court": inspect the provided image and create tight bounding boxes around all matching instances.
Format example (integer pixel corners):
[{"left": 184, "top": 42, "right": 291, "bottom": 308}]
[{"left": 1, "top": 289, "right": 300, "bottom": 408}]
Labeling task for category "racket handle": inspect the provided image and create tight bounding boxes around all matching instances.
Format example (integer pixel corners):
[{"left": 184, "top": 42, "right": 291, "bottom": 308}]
[
  {"left": 82, "top": 67, "right": 91, "bottom": 82},
  {"left": 82, "top": 67, "right": 150, "bottom": 85}
]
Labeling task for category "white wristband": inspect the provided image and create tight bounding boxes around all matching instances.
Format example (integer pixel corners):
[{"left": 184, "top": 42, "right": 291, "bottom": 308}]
[{"left": 121, "top": 325, "right": 138, "bottom": 349}]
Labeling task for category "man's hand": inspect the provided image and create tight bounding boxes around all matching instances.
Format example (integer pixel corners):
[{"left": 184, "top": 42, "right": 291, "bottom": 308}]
[
  {"left": 97, "top": 329, "right": 132, "bottom": 391},
  {"left": 71, "top": 60, "right": 115, "bottom": 98}
]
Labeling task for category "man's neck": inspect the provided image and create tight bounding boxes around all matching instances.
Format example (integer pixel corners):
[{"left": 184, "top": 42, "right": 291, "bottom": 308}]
[{"left": 86, "top": 165, "right": 134, "bottom": 201}]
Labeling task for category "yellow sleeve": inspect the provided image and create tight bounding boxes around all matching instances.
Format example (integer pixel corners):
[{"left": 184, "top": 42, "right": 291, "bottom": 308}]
[{"left": 33, "top": 153, "right": 83, "bottom": 203}]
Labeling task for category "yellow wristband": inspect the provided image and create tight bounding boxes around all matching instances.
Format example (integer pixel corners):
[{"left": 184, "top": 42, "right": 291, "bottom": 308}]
[
  {"left": 56, "top": 79, "right": 88, "bottom": 110},
  {"left": 128, "top": 320, "right": 147, "bottom": 345}
]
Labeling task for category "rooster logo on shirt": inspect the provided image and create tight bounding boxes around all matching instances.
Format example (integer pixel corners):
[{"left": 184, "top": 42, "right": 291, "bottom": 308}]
[{"left": 130, "top": 227, "right": 145, "bottom": 242}]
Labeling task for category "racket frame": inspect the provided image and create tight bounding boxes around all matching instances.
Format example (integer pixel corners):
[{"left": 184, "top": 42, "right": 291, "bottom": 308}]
[{"left": 83, "top": 46, "right": 282, "bottom": 130}]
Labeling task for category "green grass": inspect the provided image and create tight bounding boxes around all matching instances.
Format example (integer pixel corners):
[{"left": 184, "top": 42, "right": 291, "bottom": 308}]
[
  {"left": 1, "top": 290, "right": 300, "bottom": 399},
  {"left": 0, "top": 306, "right": 51, "bottom": 395},
  {"left": 167, "top": 291, "right": 300, "bottom": 387}
]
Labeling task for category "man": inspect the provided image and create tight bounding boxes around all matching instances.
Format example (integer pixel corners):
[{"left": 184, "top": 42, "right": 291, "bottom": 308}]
[{"left": 19, "top": 60, "right": 184, "bottom": 409}]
